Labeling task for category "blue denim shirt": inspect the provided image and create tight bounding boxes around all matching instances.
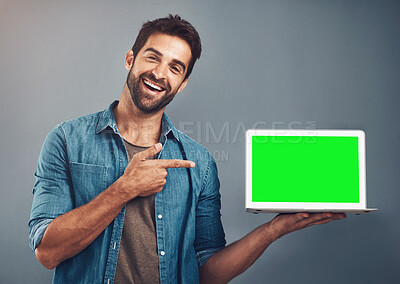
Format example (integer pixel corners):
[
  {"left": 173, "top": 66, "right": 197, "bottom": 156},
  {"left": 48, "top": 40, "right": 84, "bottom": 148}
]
[{"left": 29, "top": 101, "right": 226, "bottom": 284}]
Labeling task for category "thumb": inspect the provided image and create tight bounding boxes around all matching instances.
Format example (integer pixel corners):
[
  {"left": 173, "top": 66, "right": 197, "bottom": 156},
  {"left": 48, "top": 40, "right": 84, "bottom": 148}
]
[{"left": 135, "top": 143, "right": 162, "bottom": 160}]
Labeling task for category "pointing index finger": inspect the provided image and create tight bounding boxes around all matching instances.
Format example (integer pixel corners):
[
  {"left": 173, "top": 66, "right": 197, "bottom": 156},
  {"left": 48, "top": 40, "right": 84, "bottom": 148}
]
[{"left": 157, "top": 159, "right": 195, "bottom": 168}]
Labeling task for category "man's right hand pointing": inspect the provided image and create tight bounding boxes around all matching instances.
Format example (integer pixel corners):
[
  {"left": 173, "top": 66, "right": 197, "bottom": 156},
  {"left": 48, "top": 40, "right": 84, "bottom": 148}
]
[{"left": 119, "top": 142, "right": 195, "bottom": 198}]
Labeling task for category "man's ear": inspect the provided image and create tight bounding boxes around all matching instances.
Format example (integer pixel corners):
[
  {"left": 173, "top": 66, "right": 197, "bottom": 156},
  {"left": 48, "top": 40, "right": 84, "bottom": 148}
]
[
  {"left": 177, "top": 78, "right": 189, "bottom": 94},
  {"left": 125, "top": 50, "right": 134, "bottom": 70}
]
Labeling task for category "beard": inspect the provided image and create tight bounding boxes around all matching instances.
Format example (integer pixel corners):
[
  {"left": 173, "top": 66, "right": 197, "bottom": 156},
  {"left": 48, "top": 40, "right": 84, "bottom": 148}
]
[{"left": 126, "top": 69, "right": 179, "bottom": 114}]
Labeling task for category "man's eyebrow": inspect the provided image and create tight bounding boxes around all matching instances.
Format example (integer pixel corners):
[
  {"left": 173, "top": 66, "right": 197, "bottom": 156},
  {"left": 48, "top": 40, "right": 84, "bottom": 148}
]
[
  {"left": 144, "top": 47, "right": 162, "bottom": 57},
  {"left": 144, "top": 47, "right": 187, "bottom": 73}
]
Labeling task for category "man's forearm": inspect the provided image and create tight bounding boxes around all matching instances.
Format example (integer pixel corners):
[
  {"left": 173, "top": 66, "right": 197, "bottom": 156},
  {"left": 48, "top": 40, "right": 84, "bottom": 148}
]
[
  {"left": 199, "top": 213, "right": 345, "bottom": 284},
  {"left": 35, "top": 179, "right": 131, "bottom": 269},
  {"left": 199, "top": 222, "right": 277, "bottom": 284}
]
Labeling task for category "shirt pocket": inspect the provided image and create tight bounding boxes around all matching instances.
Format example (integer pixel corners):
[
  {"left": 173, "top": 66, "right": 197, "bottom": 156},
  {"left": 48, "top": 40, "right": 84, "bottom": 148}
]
[{"left": 69, "top": 162, "right": 108, "bottom": 207}]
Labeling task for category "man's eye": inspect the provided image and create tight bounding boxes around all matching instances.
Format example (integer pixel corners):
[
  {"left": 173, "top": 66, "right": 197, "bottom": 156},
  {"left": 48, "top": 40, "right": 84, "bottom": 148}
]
[
  {"left": 148, "top": 56, "right": 158, "bottom": 61},
  {"left": 171, "top": 66, "right": 181, "bottom": 73}
]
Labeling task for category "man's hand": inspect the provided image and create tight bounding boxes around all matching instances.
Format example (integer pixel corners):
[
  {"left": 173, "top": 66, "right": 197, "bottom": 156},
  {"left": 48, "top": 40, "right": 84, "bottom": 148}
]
[
  {"left": 269, "top": 212, "right": 346, "bottom": 240},
  {"left": 119, "top": 142, "right": 195, "bottom": 198}
]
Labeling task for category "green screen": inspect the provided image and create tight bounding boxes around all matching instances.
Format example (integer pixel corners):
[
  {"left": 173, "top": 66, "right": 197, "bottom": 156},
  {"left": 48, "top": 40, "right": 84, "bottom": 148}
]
[{"left": 252, "top": 136, "right": 359, "bottom": 203}]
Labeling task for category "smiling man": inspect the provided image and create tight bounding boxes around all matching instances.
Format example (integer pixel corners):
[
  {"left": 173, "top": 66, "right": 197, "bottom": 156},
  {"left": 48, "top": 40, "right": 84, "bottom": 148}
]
[
  {"left": 126, "top": 34, "right": 190, "bottom": 114},
  {"left": 29, "top": 15, "right": 345, "bottom": 284}
]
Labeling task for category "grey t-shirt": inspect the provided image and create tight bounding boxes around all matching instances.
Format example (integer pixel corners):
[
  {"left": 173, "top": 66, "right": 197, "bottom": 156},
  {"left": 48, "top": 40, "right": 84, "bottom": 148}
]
[{"left": 114, "top": 141, "right": 160, "bottom": 284}]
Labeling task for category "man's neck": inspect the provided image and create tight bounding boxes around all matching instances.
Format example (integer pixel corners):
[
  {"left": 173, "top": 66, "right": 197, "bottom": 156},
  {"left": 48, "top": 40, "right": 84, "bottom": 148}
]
[{"left": 114, "top": 85, "right": 164, "bottom": 147}]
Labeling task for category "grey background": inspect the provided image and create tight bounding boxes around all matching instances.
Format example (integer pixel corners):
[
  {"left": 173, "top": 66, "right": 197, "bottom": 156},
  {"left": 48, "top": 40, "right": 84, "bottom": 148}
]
[{"left": 1, "top": 0, "right": 399, "bottom": 283}]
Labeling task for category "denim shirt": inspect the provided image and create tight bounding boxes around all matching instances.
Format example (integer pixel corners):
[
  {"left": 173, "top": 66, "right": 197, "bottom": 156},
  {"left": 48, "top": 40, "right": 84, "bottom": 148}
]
[{"left": 29, "top": 101, "right": 226, "bottom": 284}]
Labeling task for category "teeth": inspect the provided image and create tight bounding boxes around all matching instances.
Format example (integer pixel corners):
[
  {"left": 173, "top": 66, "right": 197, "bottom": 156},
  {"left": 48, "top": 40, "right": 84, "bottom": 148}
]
[{"left": 144, "top": 79, "right": 162, "bottom": 91}]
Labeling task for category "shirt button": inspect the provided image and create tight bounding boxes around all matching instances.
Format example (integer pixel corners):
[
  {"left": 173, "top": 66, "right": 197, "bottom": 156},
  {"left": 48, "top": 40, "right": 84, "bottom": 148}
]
[
  {"left": 157, "top": 214, "right": 163, "bottom": 219},
  {"left": 160, "top": 251, "right": 165, "bottom": 256}
]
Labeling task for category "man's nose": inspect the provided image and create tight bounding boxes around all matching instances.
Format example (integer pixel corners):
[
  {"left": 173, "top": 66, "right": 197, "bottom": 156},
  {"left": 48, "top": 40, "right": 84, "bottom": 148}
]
[{"left": 151, "top": 63, "right": 168, "bottom": 80}]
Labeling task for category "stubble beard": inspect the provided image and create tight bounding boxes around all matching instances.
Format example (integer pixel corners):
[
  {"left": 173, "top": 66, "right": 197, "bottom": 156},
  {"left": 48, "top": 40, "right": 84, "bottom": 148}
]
[{"left": 126, "top": 69, "right": 178, "bottom": 114}]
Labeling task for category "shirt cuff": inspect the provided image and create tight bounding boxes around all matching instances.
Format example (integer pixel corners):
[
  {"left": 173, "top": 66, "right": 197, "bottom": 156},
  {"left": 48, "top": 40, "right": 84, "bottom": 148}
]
[
  {"left": 196, "top": 246, "right": 224, "bottom": 267},
  {"left": 29, "top": 218, "right": 53, "bottom": 251}
]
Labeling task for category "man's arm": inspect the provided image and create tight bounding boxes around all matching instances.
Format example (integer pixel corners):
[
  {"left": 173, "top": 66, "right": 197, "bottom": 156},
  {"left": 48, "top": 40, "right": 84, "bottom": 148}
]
[
  {"left": 34, "top": 143, "right": 195, "bottom": 269},
  {"left": 199, "top": 212, "right": 346, "bottom": 284},
  {"left": 35, "top": 178, "right": 128, "bottom": 269}
]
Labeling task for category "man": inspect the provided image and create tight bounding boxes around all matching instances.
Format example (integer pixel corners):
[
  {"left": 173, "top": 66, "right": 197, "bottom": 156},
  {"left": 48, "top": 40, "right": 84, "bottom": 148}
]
[{"left": 29, "top": 15, "right": 345, "bottom": 284}]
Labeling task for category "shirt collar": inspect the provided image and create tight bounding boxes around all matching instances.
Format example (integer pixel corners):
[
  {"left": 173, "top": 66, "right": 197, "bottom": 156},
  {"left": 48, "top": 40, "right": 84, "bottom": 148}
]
[
  {"left": 160, "top": 112, "right": 180, "bottom": 142},
  {"left": 95, "top": 100, "right": 119, "bottom": 134},
  {"left": 95, "top": 100, "right": 180, "bottom": 141}
]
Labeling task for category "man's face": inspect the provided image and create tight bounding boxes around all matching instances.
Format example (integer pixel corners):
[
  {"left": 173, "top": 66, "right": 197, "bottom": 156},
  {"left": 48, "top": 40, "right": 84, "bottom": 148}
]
[{"left": 126, "top": 33, "right": 192, "bottom": 114}]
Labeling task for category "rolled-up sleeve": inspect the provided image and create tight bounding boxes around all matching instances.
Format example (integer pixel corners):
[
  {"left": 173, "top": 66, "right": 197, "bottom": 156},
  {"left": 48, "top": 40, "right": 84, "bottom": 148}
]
[
  {"left": 29, "top": 125, "right": 73, "bottom": 251},
  {"left": 194, "top": 153, "right": 226, "bottom": 267}
]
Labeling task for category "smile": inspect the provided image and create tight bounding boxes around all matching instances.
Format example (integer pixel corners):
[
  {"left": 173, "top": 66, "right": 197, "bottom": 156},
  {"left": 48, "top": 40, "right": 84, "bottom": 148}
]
[{"left": 143, "top": 79, "right": 166, "bottom": 92}]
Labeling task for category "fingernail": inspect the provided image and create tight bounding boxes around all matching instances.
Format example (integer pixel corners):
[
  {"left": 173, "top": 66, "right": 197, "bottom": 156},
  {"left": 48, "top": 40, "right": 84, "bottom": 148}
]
[
  {"left": 155, "top": 143, "right": 162, "bottom": 150},
  {"left": 190, "top": 162, "right": 195, "bottom": 168}
]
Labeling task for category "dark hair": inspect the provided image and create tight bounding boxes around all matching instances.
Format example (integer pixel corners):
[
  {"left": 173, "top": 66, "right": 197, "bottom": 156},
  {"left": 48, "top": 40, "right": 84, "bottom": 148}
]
[{"left": 132, "top": 14, "right": 202, "bottom": 80}]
